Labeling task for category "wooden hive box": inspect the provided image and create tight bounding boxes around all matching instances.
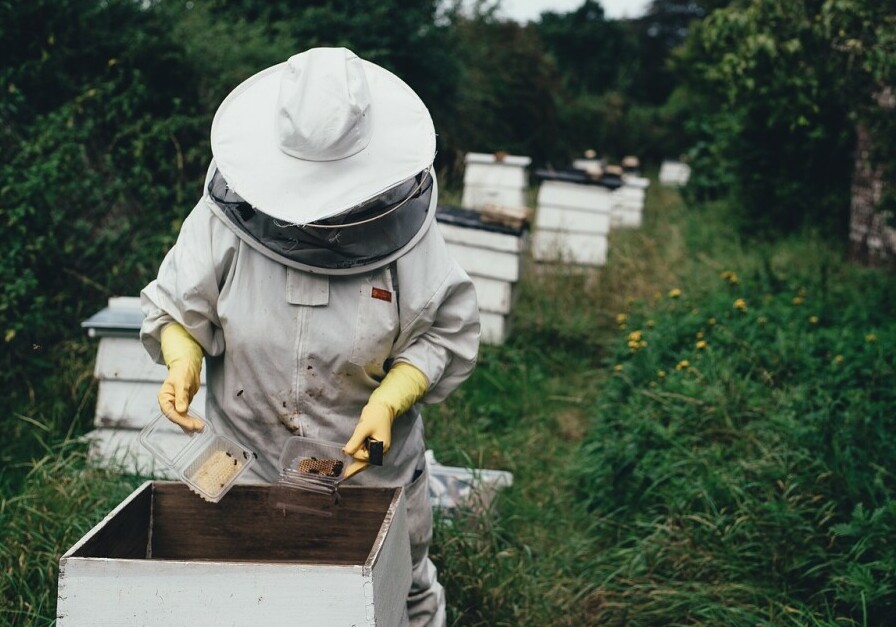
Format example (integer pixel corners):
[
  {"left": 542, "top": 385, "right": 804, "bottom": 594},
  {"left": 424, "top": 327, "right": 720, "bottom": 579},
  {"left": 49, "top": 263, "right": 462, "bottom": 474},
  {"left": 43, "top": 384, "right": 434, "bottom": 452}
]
[
  {"left": 436, "top": 205, "right": 528, "bottom": 345},
  {"left": 532, "top": 179, "right": 612, "bottom": 267},
  {"left": 57, "top": 481, "right": 411, "bottom": 626},
  {"left": 461, "top": 152, "right": 531, "bottom": 212}
]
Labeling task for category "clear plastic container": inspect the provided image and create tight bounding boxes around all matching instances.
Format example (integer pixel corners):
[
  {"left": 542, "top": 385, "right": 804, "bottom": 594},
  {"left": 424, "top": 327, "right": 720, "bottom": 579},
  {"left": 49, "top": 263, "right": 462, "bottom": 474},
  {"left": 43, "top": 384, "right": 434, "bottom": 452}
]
[
  {"left": 276, "top": 436, "right": 353, "bottom": 496},
  {"left": 139, "top": 411, "right": 256, "bottom": 503}
]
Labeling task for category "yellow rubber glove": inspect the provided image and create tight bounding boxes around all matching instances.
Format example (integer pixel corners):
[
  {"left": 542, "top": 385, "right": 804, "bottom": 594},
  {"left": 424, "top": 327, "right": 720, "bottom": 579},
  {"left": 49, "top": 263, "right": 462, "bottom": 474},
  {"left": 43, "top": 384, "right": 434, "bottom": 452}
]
[
  {"left": 342, "top": 362, "right": 429, "bottom": 480},
  {"left": 158, "top": 323, "right": 205, "bottom": 433}
]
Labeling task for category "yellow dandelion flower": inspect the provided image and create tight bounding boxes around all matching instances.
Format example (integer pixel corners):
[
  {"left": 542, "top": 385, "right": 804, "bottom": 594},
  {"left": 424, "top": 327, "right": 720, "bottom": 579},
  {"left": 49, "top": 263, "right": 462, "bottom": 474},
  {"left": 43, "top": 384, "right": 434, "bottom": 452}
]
[
  {"left": 809, "top": 316, "right": 819, "bottom": 325},
  {"left": 657, "top": 370, "right": 667, "bottom": 379},
  {"left": 833, "top": 354, "right": 844, "bottom": 364},
  {"left": 866, "top": 334, "right": 877, "bottom": 342},
  {"left": 675, "top": 360, "right": 690, "bottom": 371},
  {"left": 707, "top": 317, "right": 716, "bottom": 326},
  {"left": 721, "top": 271, "right": 739, "bottom": 285},
  {"left": 696, "top": 331, "right": 704, "bottom": 339},
  {"left": 616, "top": 313, "right": 628, "bottom": 324},
  {"left": 628, "top": 330, "right": 643, "bottom": 342},
  {"left": 733, "top": 298, "right": 747, "bottom": 311},
  {"left": 792, "top": 296, "right": 804, "bottom": 306},
  {"left": 668, "top": 288, "right": 682, "bottom": 299},
  {"left": 695, "top": 340, "right": 707, "bottom": 349},
  {"left": 639, "top": 340, "right": 648, "bottom": 349},
  {"left": 646, "top": 319, "right": 655, "bottom": 328}
]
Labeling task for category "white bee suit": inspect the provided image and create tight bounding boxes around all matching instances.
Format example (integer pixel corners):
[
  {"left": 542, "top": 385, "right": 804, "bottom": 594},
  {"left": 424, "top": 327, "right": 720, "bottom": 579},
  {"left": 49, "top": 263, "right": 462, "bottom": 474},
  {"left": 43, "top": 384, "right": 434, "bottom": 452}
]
[{"left": 140, "top": 169, "right": 479, "bottom": 626}]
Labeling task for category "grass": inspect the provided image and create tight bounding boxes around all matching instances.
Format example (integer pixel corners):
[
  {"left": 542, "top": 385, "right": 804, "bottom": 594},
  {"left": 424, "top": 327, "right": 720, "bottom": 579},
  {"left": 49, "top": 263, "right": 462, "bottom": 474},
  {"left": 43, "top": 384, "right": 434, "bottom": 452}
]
[{"left": 3, "top": 177, "right": 896, "bottom": 625}]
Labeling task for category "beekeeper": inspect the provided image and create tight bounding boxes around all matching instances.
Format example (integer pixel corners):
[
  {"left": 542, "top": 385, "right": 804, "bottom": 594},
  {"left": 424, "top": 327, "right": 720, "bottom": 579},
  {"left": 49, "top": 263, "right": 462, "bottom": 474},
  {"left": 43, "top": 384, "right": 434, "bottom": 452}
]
[{"left": 140, "top": 47, "right": 480, "bottom": 626}]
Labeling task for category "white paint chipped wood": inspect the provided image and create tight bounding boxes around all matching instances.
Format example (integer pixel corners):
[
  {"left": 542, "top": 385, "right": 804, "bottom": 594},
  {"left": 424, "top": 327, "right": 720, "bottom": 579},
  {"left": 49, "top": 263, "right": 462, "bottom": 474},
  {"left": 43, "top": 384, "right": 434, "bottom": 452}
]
[{"left": 57, "top": 482, "right": 411, "bottom": 626}]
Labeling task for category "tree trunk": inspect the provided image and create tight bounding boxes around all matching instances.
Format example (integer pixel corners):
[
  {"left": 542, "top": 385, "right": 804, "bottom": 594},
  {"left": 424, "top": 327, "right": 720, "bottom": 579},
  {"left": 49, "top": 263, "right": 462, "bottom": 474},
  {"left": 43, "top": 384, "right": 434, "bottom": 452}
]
[{"left": 849, "top": 118, "right": 896, "bottom": 265}]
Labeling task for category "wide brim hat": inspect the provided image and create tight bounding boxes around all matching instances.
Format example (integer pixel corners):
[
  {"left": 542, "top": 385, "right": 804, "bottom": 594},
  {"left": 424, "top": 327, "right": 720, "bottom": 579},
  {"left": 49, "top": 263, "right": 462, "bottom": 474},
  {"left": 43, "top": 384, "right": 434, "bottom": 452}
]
[{"left": 210, "top": 47, "right": 436, "bottom": 225}]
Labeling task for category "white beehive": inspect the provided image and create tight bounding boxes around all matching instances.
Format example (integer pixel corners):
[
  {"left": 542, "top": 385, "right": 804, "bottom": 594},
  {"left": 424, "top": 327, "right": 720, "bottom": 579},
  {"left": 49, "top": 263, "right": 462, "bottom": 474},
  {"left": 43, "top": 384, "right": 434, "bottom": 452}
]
[
  {"left": 532, "top": 180, "right": 612, "bottom": 267},
  {"left": 57, "top": 481, "right": 411, "bottom": 626},
  {"left": 611, "top": 181, "right": 648, "bottom": 229},
  {"left": 436, "top": 205, "right": 528, "bottom": 345},
  {"left": 81, "top": 297, "right": 206, "bottom": 472},
  {"left": 461, "top": 152, "right": 531, "bottom": 212},
  {"left": 659, "top": 160, "right": 691, "bottom": 186}
]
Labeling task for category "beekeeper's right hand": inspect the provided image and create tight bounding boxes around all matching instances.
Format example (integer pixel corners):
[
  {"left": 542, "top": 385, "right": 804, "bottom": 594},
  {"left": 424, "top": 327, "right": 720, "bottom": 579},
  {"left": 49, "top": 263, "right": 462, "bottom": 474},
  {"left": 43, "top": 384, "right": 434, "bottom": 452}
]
[{"left": 159, "top": 323, "right": 205, "bottom": 433}]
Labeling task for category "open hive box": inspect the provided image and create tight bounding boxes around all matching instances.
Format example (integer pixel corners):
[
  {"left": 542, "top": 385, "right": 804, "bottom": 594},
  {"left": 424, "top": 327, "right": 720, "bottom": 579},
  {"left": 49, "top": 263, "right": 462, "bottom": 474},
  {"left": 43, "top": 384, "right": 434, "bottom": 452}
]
[{"left": 57, "top": 481, "right": 411, "bottom": 626}]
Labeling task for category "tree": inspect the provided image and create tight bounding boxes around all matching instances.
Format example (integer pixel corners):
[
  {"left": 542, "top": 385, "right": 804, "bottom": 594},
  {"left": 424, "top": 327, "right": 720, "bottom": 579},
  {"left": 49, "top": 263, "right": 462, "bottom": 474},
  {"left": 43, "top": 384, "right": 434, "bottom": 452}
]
[{"left": 677, "top": 0, "right": 857, "bottom": 236}]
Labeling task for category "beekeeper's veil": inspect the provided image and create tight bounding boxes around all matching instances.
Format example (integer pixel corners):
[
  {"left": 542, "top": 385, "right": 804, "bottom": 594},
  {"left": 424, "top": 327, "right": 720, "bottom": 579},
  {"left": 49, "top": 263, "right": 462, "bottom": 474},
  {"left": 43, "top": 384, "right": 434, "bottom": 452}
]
[{"left": 206, "top": 47, "right": 437, "bottom": 275}]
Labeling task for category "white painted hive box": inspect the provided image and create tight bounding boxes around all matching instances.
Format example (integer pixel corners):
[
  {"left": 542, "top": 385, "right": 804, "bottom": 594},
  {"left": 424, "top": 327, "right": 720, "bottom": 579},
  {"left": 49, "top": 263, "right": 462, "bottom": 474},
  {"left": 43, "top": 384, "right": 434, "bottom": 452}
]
[
  {"left": 82, "top": 297, "right": 207, "bottom": 471},
  {"left": 659, "top": 160, "right": 691, "bottom": 186},
  {"left": 611, "top": 184, "right": 647, "bottom": 228},
  {"left": 532, "top": 180, "right": 612, "bottom": 267},
  {"left": 57, "top": 481, "right": 411, "bottom": 627},
  {"left": 461, "top": 152, "right": 531, "bottom": 212},
  {"left": 436, "top": 205, "right": 528, "bottom": 345}
]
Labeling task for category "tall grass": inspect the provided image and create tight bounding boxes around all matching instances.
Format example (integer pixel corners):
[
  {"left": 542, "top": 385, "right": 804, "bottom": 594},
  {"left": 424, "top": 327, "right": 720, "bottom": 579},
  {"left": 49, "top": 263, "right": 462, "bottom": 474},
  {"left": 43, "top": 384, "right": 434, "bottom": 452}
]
[
  {"left": 0, "top": 444, "right": 143, "bottom": 625},
  {"left": 3, "top": 179, "right": 895, "bottom": 625}
]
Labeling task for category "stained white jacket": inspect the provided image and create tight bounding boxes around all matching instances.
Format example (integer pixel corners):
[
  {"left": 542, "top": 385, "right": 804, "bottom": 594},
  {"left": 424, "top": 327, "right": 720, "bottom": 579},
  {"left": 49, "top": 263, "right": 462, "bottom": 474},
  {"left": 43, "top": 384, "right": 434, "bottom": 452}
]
[{"left": 140, "top": 177, "right": 480, "bottom": 485}]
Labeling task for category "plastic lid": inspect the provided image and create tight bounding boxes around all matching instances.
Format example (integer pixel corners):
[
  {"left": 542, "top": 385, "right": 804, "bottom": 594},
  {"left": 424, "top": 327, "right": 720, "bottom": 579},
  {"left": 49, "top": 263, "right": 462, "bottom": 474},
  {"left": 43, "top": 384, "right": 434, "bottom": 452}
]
[{"left": 140, "top": 411, "right": 214, "bottom": 470}]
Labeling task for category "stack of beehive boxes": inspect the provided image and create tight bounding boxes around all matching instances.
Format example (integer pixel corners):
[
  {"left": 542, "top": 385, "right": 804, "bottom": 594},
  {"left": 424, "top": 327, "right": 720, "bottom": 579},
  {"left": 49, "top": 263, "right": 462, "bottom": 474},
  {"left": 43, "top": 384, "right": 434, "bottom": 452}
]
[
  {"left": 437, "top": 205, "right": 527, "bottom": 345},
  {"left": 611, "top": 178, "right": 648, "bottom": 228},
  {"left": 531, "top": 172, "right": 613, "bottom": 268},
  {"left": 438, "top": 152, "right": 532, "bottom": 345},
  {"left": 81, "top": 296, "right": 206, "bottom": 474}
]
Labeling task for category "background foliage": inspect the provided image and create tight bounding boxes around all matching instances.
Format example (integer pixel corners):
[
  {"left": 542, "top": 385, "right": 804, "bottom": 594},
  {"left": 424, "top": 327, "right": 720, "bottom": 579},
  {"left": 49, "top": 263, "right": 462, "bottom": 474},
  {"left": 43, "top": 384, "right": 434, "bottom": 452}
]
[{"left": 2, "top": 0, "right": 896, "bottom": 624}]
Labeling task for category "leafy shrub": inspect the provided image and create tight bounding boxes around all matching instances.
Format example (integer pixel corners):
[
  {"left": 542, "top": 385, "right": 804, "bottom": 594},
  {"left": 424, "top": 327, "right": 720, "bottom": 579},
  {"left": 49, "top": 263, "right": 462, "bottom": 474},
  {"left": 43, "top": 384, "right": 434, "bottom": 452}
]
[{"left": 579, "top": 256, "right": 896, "bottom": 623}]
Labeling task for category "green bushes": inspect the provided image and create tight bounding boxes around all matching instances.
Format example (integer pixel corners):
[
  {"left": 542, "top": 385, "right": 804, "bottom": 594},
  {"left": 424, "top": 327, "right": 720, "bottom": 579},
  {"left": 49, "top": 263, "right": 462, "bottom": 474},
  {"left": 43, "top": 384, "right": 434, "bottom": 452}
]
[
  {"left": 0, "top": 0, "right": 209, "bottom": 492},
  {"left": 579, "top": 238, "right": 896, "bottom": 623},
  {"left": 678, "top": 0, "right": 896, "bottom": 238}
]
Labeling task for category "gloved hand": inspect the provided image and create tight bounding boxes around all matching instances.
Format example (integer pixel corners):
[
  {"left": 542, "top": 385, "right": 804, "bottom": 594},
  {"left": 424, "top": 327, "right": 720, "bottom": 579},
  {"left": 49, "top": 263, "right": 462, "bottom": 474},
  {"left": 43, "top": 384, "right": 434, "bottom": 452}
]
[
  {"left": 342, "top": 362, "right": 429, "bottom": 480},
  {"left": 158, "top": 323, "right": 205, "bottom": 433}
]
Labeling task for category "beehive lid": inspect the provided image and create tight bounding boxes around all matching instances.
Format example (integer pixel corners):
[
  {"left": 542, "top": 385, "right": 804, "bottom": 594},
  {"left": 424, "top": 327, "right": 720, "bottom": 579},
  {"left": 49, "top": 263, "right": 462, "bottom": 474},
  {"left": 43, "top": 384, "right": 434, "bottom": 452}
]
[
  {"left": 436, "top": 205, "right": 527, "bottom": 236},
  {"left": 81, "top": 296, "right": 144, "bottom": 338},
  {"left": 534, "top": 168, "right": 622, "bottom": 189}
]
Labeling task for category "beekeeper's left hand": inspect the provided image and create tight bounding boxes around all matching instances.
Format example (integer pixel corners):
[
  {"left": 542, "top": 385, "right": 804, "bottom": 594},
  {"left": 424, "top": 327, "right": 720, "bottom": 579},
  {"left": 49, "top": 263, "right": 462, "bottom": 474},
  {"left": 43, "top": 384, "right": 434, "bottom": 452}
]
[{"left": 342, "top": 362, "right": 429, "bottom": 480}]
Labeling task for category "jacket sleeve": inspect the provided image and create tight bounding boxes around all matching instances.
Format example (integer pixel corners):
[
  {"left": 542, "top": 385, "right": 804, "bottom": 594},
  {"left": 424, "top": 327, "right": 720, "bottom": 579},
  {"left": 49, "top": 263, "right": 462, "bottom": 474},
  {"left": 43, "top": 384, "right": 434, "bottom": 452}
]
[
  {"left": 140, "top": 198, "right": 238, "bottom": 364},
  {"left": 391, "top": 223, "right": 481, "bottom": 404}
]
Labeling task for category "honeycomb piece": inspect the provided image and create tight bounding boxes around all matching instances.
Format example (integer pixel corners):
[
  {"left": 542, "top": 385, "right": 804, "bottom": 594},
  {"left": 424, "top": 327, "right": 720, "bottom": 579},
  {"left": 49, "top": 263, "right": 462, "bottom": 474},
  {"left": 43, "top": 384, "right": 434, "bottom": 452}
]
[{"left": 296, "top": 457, "right": 344, "bottom": 477}]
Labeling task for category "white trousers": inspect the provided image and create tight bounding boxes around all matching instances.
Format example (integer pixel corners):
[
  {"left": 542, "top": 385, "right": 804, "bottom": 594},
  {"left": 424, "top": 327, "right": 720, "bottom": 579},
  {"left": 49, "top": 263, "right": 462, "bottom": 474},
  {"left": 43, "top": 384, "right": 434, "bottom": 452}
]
[{"left": 404, "top": 466, "right": 446, "bottom": 627}]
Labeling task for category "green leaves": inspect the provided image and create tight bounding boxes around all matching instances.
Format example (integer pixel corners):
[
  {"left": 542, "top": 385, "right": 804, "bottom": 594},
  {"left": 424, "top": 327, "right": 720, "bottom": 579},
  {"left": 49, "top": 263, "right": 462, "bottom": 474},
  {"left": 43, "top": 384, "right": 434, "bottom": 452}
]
[{"left": 580, "top": 232, "right": 896, "bottom": 623}]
